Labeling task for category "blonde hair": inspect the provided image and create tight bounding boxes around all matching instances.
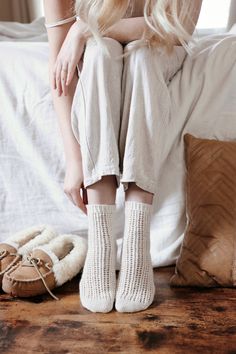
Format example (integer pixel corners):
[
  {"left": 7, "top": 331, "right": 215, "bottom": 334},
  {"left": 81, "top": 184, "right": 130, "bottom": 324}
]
[{"left": 74, "top": 0, "right": 197, "bottom": 56}]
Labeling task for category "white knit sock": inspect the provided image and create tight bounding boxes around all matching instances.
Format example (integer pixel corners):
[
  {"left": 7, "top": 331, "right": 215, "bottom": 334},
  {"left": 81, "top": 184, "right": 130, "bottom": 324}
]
[
  {"left": 115, "top": 201, "right": 155, "bottom": 312},
  {"left": 79, "top": 204, "right": 117, "bottom": 313}
]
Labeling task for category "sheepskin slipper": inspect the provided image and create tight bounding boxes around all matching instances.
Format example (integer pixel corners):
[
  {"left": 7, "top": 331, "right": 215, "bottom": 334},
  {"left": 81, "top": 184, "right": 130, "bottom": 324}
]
[
  {"left": 0, "top": 224, "right": 58, "bottom": 286},
  {"left": 2, "top": 234, "right": 87, "bottom": 299}
]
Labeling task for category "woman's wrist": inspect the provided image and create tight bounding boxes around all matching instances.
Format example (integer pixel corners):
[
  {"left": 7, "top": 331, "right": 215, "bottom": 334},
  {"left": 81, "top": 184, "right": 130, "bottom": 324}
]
[
  {"left": 66, "top": 154, "right": 83, "bottom": 168},
  {"left": 65, "top": 148, "right": 82, "bottom": 163},
  {"left": 71, "top": 19, "right": 91, "bottom": 42},
  {"left": 62, "top": 125, "right": 83, "bottom": 164}
]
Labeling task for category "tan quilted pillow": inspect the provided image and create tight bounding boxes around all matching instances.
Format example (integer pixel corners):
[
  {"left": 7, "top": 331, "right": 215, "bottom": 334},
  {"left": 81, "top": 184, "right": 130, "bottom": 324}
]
[{"left": 170, "top": 133, "right": 236, "bottom": 287}]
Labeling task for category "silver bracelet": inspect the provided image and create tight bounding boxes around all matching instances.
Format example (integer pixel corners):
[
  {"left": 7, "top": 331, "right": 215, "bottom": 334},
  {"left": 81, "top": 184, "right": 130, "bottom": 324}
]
[{"left": 44, "top": 15, "right": 77, "bottom": 29}]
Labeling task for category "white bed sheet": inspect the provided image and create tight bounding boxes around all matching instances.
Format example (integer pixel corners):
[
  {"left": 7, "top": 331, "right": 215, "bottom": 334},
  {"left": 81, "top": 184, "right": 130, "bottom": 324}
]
[
  {"left": 0, "top": 18, "right": 236, "bottom": 269},
  {"left": 0, "top": 17, "right": 47, "bottom": 42}
]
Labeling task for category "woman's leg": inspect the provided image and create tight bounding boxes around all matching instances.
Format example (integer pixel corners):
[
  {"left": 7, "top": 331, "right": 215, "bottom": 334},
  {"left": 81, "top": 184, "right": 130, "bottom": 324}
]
[
  {"left": 71, "top": 37, "right": 124, "bottom": 312},
  {"left": 115, "top": 43, "right": 187, "bottom": 312},
  {"left": 119, "top": 43, "right": 186, "bottom": 196},
  {"left": 71, "top": 36, "right": 123, "bottom": 198}
]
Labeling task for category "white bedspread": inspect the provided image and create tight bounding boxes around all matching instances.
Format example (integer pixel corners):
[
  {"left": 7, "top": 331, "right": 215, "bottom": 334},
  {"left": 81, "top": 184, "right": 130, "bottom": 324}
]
[
  {"left": 0, "top": 17, "right": 47, "bottom": 42},
  {"left": 0, "top": 18, "right": 236, "bottom": 268}
]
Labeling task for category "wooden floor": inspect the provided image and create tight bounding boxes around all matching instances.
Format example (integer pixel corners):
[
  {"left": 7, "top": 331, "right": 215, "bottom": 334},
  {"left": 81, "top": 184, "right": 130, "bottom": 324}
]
[{"left": 0, "top": 266, "right": 235, "bottom": 354}]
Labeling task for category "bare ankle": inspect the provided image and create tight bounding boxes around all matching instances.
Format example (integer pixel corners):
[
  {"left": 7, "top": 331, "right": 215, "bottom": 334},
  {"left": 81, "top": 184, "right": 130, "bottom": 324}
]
[
  {"left": 125, "top": 182, "right": 154, "bottom": 204},
  {"left": 86, "top": 175, "right": 117, "bottom": 204}
]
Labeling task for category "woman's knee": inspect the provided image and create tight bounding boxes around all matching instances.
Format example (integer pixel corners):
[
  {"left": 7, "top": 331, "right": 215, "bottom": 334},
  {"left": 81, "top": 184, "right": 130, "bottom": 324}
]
[
  {"left": 123, "top": 41, "right": 152, "bottom": 68},
  {"left": 103, "top": 36, "right": 124, "bottom": 52},
  {"left": 85, "top": 36, "right": 123, "bottom": 62},
  {"left": 123, "top": 41, "right": 179, "bottom": 82}
]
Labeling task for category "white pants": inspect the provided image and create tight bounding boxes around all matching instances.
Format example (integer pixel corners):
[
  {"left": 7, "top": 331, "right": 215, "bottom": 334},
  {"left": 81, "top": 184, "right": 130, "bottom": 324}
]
[{"left": 71, "top": 37, "right": 187, "bottom": 195}]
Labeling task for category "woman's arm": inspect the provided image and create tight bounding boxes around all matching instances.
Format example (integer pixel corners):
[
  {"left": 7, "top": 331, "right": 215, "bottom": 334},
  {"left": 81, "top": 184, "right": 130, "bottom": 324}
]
[
  {"left": 43, "top": 0, "right": 80, "bottom": 161},
  {"left": 44, "top": 0, "right": 76, "bottom": 63},
  {"left": 43, "top": 0, "right": 87, "bottom": 212},
  {"left": 105, "top": 17, "right": 149, "bottom": 44},
  {"left": 105, "top": 0, "right": 203, "bottom": 45}
]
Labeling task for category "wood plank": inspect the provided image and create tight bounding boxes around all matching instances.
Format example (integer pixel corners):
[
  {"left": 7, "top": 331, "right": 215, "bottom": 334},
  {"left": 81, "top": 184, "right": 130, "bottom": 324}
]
[{"left": 0, "top": 266, "right": 235, "bottom": 354}]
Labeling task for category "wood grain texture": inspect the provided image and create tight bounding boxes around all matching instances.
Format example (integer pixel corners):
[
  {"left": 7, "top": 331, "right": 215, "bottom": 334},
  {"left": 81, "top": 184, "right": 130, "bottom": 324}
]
[{"left": 0, "top": 266, "right": 235, "bottom": 354}]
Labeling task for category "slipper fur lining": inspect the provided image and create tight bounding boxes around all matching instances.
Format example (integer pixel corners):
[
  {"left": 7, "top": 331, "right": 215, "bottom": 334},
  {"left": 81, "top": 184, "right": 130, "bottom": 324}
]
[
  {"left": 34, "top": 234, "right": 87, "bottom": 286},
  {"left": 17, "top": 225, "right": 58, "bottom": 256}
]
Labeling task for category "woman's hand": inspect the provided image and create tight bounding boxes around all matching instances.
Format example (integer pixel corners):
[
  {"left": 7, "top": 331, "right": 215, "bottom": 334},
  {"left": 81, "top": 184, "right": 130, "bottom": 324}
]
[
  {"left": 64, "top": 159, "right": 88, "bottom": 215},
  {"left": 53, "top": 20, "right": 90, "bottom": 97}
]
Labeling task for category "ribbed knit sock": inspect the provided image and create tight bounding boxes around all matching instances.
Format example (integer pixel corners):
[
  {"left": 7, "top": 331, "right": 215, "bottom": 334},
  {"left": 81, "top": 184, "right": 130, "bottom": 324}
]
[
  {"left": 79, "top": 204, "right": 117, "bottom": 313},
  {"left": 115, "top": 201, "right": 155, "bottom": 312}
]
